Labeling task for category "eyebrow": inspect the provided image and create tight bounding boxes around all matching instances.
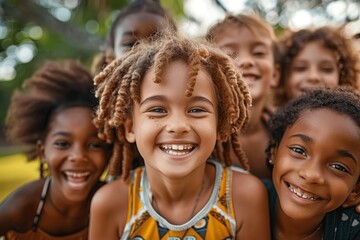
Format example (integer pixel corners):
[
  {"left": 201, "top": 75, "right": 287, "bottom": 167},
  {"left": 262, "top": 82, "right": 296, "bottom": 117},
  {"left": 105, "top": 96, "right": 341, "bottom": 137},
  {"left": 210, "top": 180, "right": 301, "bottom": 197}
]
[
  {"left": 289, "top": 133, "right": 312, "bottom": 142},
  {"left": 140, "top": 95, "right": 215, "bottom": 107},
  {"left": 290, "top": 134, "right": 357, "bottom": 164},
  {"left": 337, "top": 149, "right": 357, "bottom": 164}
]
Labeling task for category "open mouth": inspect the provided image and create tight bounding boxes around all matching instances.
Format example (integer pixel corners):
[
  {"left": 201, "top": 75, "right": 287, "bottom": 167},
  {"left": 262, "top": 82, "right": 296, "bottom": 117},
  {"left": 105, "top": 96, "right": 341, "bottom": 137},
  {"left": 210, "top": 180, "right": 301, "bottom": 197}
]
[
  {"left": 286, "top": 182, "right": 321, "bottom": 201},
  {"left": 64, "top": 171, "right": 90, "bottom": 186},
  {"left": 159, "top": 144, "right": 196, "bottom": 156}
]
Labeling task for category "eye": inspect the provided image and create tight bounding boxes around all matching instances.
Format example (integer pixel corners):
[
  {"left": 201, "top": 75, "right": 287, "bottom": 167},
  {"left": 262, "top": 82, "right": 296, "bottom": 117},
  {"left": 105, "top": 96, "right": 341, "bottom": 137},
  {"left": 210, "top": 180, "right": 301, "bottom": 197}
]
[
  {"left": 89, "top": 140, "right": 106, "bottom": 150},
  {"left": 289, "top": 146, "right": 307, "bottom": 157},
  {"left": 292, "top": 65, "right": 307, "bottom": 72},
  {"left": 189, "top": 107, "right": 207, "bottom": 113},
  {"left": 148, "top": 107, "right": 167, "bottom": 113},
  {"left": 121, "top": 41, "right": 136, "bottom": 49},
  {"left": 320, "top": 66, "right": 335, "bottom": 73},
  {"left": 53, "top": 140, "right": 70, "bottom": 149},
  {"left": 329, "top": 163, "right": 351, "bottom": 174}
]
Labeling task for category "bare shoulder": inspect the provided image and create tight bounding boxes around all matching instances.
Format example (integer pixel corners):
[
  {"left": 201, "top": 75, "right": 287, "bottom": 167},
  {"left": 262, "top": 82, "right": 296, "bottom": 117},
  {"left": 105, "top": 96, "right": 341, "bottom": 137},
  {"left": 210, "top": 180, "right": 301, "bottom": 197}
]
[
  {"left": 231, "top": 170, "right": 268, "bottom": 201},
  {"left": 231, "top": 171, "right": 270, "bottom": 239},
  {"left": 0, "top": 179, "right": 45, "bottom": 234},
  {"left": 90, "top": 178, "right": 129, "bottom": 238}
]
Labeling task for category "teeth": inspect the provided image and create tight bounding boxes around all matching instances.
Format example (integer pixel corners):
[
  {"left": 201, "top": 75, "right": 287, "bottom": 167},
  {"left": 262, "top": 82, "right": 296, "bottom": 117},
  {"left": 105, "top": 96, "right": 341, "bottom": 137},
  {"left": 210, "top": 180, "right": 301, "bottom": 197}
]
[
  {"left": 288, "top": 183, "right": 320, "bottom": 201},
  {"left": 160, "top": 144, "right": 195, "bottom": 156},
  {"left": 65, "top": 171, "right": 90, "bottom": 178}
]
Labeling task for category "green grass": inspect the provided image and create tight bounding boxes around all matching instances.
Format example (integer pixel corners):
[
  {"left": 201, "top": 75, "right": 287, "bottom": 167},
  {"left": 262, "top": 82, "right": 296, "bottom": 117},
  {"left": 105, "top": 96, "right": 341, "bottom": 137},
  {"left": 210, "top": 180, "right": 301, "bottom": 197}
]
[{"left": 0, "top": 154, "right": 39, "bottom": 202}]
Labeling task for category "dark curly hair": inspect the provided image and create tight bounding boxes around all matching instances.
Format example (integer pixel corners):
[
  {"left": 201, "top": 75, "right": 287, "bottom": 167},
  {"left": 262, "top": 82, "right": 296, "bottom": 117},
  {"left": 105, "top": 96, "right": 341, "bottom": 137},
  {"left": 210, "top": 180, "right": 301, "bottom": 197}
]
[
  {"left": 266, "top": 87, "right": 360, "bottom": 163},
  {"left": 5, "top": 60, "right": 98, "bottom": 176},
  {"left": 274, "top": 26, "right": 360, "bottom": 106},
  {"left": 94, "top": 30, "right": 252, "bottom": 180},
  {"left": 91, "top": 0, "right": 177, "bottom": 75}
]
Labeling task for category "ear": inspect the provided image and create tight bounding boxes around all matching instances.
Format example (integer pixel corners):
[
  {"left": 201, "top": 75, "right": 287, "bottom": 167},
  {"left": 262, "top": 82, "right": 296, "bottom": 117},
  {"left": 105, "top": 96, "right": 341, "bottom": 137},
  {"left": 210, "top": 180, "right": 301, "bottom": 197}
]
[
  {"left": 124, "top": 118, "right": 135, "bottom": 143},
  {"left": 342, "top": 182, "right": 360, "bottom": 208},
  {"left": 36, "top": 140, "right": 46, "bottom": 163},
  {"left": 269, "top": 146, "right": 278, "bottom": 165},
  {"left": 270, "top": 64, "right": 280, "bottom": 88}
]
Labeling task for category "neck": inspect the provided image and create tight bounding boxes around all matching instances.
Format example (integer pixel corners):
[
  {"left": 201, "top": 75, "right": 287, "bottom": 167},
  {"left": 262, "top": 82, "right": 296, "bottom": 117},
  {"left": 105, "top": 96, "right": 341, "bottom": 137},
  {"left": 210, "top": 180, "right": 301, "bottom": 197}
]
[
  {"left": 242, "top": 100, "right": 265, "bottom": 134},
  {"left": 275, "top": 200, "right": 324, "bottom": 240}
]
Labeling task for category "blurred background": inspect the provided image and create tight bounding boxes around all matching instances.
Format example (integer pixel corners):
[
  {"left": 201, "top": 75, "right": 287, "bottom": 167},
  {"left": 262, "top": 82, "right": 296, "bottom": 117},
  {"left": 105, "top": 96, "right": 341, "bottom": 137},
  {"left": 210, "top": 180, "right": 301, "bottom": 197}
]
[{"left": 0, "top": 0, "right": 360, "bottom": 200}]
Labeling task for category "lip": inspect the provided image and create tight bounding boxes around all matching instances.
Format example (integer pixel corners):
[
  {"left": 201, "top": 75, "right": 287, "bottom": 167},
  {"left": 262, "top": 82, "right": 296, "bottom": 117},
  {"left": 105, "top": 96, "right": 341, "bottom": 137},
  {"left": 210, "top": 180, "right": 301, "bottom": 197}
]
[
  {"left": 241, "top": 73, "right": 260, "bottom": 86},
  {"left": 285, "top": 181, "right": 322, "bottom": 202},
  {"left": 63, "top": 170, "right": 91, "bottom": 190},
  {"left": 158, "top": 143, "right": 197, "bottom": 157}
]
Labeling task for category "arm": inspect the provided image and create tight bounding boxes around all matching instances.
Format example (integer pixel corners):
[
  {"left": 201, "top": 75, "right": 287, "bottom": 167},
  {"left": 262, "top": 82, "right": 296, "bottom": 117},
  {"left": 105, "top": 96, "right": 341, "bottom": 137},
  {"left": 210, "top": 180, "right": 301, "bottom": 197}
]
[
  {"left": 0, "top": 180, "right": 42, "bottom": 235},
  {"left": 232, "top": 172, "right": 271, "bottom": 240},
  {"left": 89, "top": 179, "right": 128, "bottom": 240}
]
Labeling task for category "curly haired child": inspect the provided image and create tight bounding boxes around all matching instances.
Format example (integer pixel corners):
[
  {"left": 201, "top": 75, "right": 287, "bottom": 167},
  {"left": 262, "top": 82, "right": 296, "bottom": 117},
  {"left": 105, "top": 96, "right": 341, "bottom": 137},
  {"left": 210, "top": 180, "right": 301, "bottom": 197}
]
[
  {"left": 205, "top": 13, "right": 280, "bottom": 179},
  {"left": 89, "top": 30, "right": 270, "bottom": 239},
  {"left": 274, "top": 26, "right": 360, "bottom": 107},
  {"left": 91, "top": 0, "right": 177, "bottom": 75},
  {"left": 0, "top": 60, "right": 111, "bottom": 239},
  {"left": 265, "top": 87, "right": 360, "bottom": 239}
]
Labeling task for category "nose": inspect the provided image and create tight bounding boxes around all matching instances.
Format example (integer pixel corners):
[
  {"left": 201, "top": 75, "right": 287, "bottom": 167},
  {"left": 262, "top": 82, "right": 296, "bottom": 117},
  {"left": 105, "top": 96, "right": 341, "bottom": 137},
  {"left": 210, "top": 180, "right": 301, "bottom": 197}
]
[
  {"left": 165, "top": 112, "right": 191, "bottom": 135},
  {"left": 236, "top": 53, "right": 255, "bottom": 70},
  {"left": 307, "top": 66, "right": 321, "bottom": 84},
  {"left": 68, "top": 144, "right": 87, "bottom": 162},
  {"left": 298, "top": 160, "right": 325, "bottom": 185}
]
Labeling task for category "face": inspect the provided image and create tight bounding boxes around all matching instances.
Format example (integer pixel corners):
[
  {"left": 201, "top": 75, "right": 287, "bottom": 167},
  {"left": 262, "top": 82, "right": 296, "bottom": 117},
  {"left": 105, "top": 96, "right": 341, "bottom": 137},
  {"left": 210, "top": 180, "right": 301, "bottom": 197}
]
[
  {"left": 114, "top": 12, "right": 166, "bottom": 58},
  {"left": 212, "top": 24, "right": 278, "bottom": 103},
  {"left": 272, "top": 109, "right": 360, "bottom": 221},
  {"left": 125, "top": 60, "right": 218, "bottom": 178},
  {"left": 40, "top": 107, "right": 109, "bottom": 202},
  {"left": 285, "top": 41, "right": 340, "bottom": 100}
]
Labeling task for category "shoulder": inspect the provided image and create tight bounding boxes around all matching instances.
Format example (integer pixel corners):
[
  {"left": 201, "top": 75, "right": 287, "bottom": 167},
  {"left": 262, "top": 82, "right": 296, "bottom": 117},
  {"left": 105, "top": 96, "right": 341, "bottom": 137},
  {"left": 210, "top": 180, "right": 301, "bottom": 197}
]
[
  {"left": 324, "top": 206, "right": 360, "bottom": 239},
  {"left": 90, "top": 178, "right": 129, "bottom": 235},
  {"left": 231, "top": 170, "right": 268, "bottom": 200},
  {"left": 0, "top": 179, "right": 45, "bottom": 234}
]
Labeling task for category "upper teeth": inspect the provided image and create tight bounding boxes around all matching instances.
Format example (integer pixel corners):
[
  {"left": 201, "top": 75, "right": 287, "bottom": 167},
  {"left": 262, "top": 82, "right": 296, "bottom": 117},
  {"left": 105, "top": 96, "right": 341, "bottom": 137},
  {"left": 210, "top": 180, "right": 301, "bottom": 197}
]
[
  {"left": 288, "top": 184, "right": 320, "bottom": 201},
  {"left": 160, "top": 144, "right": 194, "bottom": 156},
  {"left": 65, "top": 171, "right": 90, "bottom": 178}
]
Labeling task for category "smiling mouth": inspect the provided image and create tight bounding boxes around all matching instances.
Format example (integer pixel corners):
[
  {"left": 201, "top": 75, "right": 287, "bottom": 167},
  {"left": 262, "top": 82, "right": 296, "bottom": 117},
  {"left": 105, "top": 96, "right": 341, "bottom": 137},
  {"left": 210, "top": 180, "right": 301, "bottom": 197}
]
[
  {"left": 286, "top": 182, "right": 321, "bottom": 201},
  {"left": 64, "top": 171, "right": 90, "bottom": 184},
  {"left": 160, "top": 144, "right": 196, "bottom": 156}
]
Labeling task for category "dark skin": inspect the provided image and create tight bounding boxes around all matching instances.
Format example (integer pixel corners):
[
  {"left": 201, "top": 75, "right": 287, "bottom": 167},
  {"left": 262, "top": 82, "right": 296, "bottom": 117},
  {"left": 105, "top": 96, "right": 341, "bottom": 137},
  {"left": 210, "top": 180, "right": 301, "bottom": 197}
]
[{"left": 0, "top": 179, "right": 104, "bottom": 235}]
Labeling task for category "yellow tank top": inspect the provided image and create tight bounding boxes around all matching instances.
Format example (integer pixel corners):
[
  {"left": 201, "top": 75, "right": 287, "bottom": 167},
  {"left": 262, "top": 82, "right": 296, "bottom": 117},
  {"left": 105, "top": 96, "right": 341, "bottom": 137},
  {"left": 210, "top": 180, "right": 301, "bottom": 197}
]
[{"left": 121, "top": 160, "right": 237, "bottom": 240}]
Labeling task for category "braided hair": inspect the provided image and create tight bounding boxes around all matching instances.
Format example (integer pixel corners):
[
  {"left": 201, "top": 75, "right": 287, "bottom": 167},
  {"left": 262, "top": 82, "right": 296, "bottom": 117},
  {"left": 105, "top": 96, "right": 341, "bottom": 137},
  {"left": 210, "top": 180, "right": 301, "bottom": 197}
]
[{"left": 94, "top": 30, "right": 252, "bottom": 180}]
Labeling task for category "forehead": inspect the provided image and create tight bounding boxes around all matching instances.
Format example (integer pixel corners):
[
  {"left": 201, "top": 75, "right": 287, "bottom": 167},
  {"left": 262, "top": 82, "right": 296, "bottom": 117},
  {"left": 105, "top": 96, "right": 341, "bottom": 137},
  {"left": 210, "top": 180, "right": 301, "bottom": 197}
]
[
  {"left": 213, "top": 24, "right": 273, "bottom": 47},
  {"left": 47, "top": 107, "right": 95, "bottom": 132},
  {"left": 115, "top": 12, "right": 165, "bottom": 35},
  {"left": 286, "top": 108, "right": 360, "bottom": 142},
  {"left": 140, "top": 60, "right": 216, "bottom": 99},
  {"left": 295, "top": 41, "right": 337, "bottom": 61}
]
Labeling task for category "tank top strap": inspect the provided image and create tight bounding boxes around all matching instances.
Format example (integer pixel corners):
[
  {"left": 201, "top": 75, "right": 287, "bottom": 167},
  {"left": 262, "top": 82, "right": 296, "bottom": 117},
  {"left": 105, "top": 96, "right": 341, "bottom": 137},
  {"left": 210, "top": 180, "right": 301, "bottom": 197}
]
[{"left": 32, "top": 177, "right": 51, "bottom": 231}]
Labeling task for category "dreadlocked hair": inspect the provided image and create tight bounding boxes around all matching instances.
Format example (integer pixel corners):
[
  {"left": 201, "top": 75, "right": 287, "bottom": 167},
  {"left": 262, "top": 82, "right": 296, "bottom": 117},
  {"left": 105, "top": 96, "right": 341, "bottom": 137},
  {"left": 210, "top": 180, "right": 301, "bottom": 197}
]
[
  {"left": 94, "top": 30, "right": 252, "bottom": 180},
  {"left": 5, "top": 60, "right": 98, "bottom": 177}
]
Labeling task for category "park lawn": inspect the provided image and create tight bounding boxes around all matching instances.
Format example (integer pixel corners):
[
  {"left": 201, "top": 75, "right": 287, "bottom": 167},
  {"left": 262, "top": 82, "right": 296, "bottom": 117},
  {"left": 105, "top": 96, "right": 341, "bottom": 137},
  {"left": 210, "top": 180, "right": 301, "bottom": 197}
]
[{"left": 0, "top": 154, "right": 39, "bottom": 202}]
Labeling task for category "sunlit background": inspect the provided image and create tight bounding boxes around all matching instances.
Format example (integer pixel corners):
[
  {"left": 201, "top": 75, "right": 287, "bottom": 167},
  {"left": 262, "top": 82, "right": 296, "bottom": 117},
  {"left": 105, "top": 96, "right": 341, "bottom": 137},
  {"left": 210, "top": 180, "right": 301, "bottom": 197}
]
[{"left": 1, "top": 0, "right": 359, "bottom": 82}]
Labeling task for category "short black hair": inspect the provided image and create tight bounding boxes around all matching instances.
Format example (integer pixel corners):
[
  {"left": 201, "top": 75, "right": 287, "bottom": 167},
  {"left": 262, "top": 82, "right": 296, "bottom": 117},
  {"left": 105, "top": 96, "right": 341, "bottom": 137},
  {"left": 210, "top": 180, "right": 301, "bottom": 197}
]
[{"left": 266, "top": 87, "right": 360, "bottom": 162}]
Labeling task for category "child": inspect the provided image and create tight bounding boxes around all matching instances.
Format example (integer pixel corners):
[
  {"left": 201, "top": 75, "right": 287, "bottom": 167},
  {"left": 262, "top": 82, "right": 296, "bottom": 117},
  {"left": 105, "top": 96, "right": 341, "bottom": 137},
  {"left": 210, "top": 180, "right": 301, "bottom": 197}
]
[
  {"left": 205, "top": 13, "right": 280, "bottom": 179},
  {"left": 274, "top": 26, "right": 360, "bottom": 107},
  {"left": 91, "top": 0, "right": 177, "bottom": 75},
  {"left": 265, "top": 87, "right": 360, "bottom": 239},
  {"left": 0, "top": 60, "right": 110, "bottom": 239},
  {"left": 89, "top": 30, "right": 270, "bottom": 239}
]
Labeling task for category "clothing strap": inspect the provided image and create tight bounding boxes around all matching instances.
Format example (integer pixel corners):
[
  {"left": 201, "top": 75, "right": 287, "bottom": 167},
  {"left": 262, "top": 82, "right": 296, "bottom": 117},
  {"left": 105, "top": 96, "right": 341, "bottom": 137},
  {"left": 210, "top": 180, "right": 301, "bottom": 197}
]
[{"left": 32, "top": 177, "right": 51, "bottom": 231}]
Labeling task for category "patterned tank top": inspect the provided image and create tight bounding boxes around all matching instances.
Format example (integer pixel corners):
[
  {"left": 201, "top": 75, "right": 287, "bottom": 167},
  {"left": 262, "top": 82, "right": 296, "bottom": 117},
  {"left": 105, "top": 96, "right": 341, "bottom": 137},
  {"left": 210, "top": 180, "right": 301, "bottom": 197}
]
[{"left": 121, "top": 160, "right": 241, "bottom": 240}]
